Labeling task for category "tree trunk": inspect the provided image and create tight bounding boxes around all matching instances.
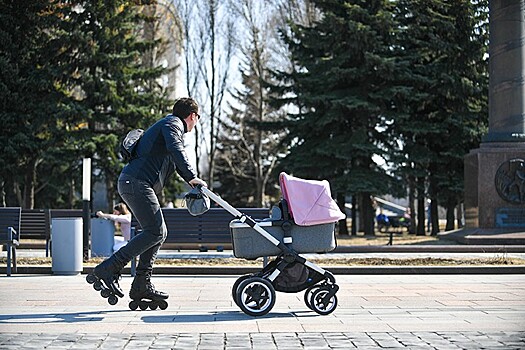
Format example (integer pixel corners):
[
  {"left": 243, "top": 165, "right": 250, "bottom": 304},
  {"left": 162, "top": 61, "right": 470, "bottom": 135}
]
[
  {"left": 445, "top": 199, "right": 456, "bottom": 231},
  {"left": 351, "top": 195, "right": 357, "bottom": 236},
  {"left": 416, "top": 177, "right": 426, "bottom": 235},
  {"left": 337, "top": 192, "right": 348, "bottom": 236},
  {"left": 0, "top": 180, "right": 5, "bottom": 207},
  {"left": 23, "top": 158, "right": 38, "bottom": 209},
  {"left": 105, "top": 176, "right": 115, "bottom": 212},
  {"left": 430, "top": 199, "right": 439, "bottom": 235},
  {"left": 69, "top": 178, "right": 75, "bottom": 208},
  {"left": 362, "top": 192, "right": 375, "bottom": 236},
  {"left": 408, "top": 175, "right": 416, "bottom": 234}
]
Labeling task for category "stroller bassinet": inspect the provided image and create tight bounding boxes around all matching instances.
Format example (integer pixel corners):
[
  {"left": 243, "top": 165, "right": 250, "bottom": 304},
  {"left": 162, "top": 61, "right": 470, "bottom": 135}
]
[
  {"left": 230, "top": 216, "right": 336, "bottom": 259},
  {"left": 198, "top": 172, "right": 345, "bottom": 317}
]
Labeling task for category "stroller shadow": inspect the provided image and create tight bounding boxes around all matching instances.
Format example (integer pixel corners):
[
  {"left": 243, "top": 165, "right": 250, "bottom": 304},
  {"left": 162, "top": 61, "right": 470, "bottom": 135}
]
[
  {"left": 0, "top": 309, "right": 128, "bottom": 324},
  {"left": 142, "top": 310, "right": 317, "bottom": 323}
]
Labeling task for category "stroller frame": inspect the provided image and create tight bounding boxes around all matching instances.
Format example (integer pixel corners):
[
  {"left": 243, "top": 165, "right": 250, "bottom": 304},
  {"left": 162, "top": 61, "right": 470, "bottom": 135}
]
[{"left": 201, "top": 186, "right": 339, "bottom": 317}]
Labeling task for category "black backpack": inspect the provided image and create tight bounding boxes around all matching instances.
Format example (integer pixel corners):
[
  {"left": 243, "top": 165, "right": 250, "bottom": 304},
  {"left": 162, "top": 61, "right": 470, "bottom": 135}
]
[{"left": 120, "top": 129, "right": 144, "bottom": 162}]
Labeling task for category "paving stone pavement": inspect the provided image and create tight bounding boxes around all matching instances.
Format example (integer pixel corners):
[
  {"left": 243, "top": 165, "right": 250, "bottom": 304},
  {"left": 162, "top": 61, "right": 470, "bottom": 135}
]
[{"left": 0, "top": 274, "right": 524, "bottom": 349}]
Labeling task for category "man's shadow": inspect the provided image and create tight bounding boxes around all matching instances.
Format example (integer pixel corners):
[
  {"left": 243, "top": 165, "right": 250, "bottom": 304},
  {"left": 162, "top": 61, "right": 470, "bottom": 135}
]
[
  {"left": 0, "top": 309, "right": 126, "bottom": 324},
  {"left": 0, "top": 309, "right": 316, "bottom": 324}
]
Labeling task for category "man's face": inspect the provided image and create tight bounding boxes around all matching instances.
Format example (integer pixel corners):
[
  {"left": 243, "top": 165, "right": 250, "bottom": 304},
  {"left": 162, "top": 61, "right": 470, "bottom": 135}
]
[{"left": 187, "top": 112, "right": 200, "bottom": 132}]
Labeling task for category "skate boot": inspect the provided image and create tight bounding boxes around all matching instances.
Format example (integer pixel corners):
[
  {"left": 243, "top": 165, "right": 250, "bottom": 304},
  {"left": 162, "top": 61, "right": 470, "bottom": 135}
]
[
  {"left": 86, "top": 256, "right": 125, "bottom": 305},
  {"left": 128, "top": 273, "right": 169, "bottom": 310}
]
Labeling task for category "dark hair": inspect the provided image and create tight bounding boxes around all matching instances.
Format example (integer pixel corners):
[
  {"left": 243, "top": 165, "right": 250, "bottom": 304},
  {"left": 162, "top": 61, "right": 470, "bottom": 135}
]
[
  {"left": 114, "top": 203, "right": 130, "bottom": 215},
  {"left": 172, "top": 97, "right": 198, "bottom": 119}
]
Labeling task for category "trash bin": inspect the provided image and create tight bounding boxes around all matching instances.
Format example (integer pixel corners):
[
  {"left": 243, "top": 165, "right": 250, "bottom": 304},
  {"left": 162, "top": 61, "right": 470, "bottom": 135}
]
[
  {"left": 91, "top": 218, "right": 115, "bottom": 257},
  {"left": 51, "top": 218, "right": 83, "bottom": 275}
]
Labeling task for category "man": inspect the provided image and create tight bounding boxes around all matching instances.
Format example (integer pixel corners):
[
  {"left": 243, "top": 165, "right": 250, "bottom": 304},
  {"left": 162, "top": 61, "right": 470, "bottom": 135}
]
[{"left": 91, "top": 97, "right": 207, "bottom": 308}]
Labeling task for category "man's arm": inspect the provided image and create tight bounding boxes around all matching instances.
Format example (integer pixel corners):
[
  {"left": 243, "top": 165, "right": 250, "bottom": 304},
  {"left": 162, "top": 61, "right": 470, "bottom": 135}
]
[{"left": 163, "top": 118, "right": 197, "bottom": 183}]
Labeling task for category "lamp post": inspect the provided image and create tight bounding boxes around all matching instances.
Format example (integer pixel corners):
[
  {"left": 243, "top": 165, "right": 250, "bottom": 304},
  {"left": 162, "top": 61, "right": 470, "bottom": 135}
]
[{"left": 82, "top": 158, "right": 91, "bottom": 261}]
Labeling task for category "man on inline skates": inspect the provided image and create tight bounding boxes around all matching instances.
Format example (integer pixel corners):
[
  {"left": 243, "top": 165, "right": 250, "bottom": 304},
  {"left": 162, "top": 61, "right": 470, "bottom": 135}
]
[{"left": 87, "top": 97, "right": 207, "bottom": 309}]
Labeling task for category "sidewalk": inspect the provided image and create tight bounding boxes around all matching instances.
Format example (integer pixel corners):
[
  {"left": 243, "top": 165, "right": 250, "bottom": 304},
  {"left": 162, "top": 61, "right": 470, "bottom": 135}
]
[{"left": 0, "top": 274, "right": 524, "bottom": 348}]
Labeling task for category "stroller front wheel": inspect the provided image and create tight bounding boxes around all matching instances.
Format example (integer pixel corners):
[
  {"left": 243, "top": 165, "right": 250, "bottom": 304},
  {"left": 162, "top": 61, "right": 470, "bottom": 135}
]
[
  {"left": 236, "top": 277, "right": 276, "bottom": 317},
  {"left": 232, "top": 274, "right": 252, "bottom": 307},
  {"left": 310, "top": 286, "right": 338, "bottom": 315},
  {"left": 304, "top": 286, "right": 320, "bottom": 310}
]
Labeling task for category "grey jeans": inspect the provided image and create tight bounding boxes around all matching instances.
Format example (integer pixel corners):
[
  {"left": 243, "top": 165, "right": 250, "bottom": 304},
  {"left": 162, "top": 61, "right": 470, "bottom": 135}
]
[{"left": 114, "top": 174, "right": 167, "bottom": 277}]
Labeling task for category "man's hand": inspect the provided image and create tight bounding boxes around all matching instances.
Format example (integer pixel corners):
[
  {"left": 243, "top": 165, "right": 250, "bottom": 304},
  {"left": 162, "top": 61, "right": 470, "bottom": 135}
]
[{"left": 189, "top": 177, "right": 207, "bottom": 188}]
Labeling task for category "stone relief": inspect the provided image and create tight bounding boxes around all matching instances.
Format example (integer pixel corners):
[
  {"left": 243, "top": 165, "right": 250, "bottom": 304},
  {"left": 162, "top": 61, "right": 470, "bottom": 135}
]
[{"left": 495, "top": 158, "right": 525, "bottom": 204}]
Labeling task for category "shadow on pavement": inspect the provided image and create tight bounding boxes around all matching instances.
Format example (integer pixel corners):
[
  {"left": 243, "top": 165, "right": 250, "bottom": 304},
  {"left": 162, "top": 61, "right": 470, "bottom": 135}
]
[
  {"left": 141, "top": 310, "right": 319, "bottom": 323},
  {"left": 0, "top": 309, "right": 128, "bottom": 324}
]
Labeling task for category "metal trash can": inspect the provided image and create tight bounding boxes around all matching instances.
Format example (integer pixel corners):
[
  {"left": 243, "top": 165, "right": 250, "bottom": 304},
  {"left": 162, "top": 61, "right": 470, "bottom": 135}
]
[
  {"left": 91, "top": 218, "right": 115, "bottom": 257},
  {"left": 51, "top": 217, "right": 83, "bottom": 275}
]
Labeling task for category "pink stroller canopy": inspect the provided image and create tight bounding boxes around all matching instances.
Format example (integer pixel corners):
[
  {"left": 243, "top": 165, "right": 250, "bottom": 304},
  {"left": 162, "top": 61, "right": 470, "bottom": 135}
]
[{"left": 279, "top": 172, "right": 346, "bottom": 226}]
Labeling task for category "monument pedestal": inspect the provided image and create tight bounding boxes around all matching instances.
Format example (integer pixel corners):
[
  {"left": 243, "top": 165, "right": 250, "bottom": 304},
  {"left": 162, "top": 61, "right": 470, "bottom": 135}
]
[{"left": 464, "top": 142, "right": 524, "bottom": 229}]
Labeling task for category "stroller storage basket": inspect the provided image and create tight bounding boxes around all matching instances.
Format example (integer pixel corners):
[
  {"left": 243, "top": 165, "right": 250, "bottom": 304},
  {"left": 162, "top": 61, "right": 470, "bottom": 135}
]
[{"left": 230, "top": 219, "right": 336, "bottom": 259}]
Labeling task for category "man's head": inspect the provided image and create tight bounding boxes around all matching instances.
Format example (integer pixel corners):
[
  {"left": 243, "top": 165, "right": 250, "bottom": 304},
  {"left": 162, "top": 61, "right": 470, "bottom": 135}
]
[{"left": 173, "top": 97, "right": 200, "bottom": 132}]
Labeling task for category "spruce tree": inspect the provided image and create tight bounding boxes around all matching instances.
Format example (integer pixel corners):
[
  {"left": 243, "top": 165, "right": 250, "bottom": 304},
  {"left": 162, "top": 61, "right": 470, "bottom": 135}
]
[
  {"left": 0, "top": 0, "right": 69, "bottom": 208},
  {"left": 274, "top": 0, "right": 397, "bottom": 235},
  {"left": 392, "top": 0, "right": 488, "bottom": 234},
  {"left": 60, "top": 0, "right": 173, "bottom": 207}
]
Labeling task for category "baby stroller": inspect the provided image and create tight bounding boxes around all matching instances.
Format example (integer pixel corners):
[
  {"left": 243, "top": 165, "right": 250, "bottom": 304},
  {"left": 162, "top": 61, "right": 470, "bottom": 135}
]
[{"left": 199, "top": 172, "right": 345, "bottom": 317}]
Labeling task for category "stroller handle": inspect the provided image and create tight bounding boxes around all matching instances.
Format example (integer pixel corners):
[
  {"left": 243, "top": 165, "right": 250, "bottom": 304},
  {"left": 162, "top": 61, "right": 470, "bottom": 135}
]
[{"left": 200, "top": 186, "right": 243, "bottom": 218}]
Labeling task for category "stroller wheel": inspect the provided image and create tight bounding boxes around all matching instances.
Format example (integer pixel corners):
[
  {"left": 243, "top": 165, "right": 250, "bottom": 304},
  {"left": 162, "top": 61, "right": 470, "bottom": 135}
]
[
  {"left": 310, "top": 286, "right": 338, "bottom": 315},
  {"left": 236, "top": 277, "right": 275, "bottom": 317},
  {"left": 304, "top": 286, "right": 320, "bottom": 310},
  {"left": 232, "top": 274, "right": 252, "bottom": 307}
]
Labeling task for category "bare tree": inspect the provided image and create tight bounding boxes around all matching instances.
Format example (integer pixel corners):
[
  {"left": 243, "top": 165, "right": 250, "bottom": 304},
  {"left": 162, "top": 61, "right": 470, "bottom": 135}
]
[
  {"left": 195, "top": 0, "right": 236, "bottom": 189},
  {"left": 213, "top": 0, "right": 287, "bottom": 206},
  {"left": 174, "top": 0, "right": 205, "bottom": 177}
]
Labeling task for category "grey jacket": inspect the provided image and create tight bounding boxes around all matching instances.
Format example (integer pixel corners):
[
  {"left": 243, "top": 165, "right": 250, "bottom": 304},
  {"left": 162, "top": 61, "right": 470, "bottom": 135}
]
[{"left": 120, "top": 114, "right": 196, "bottom": 193}]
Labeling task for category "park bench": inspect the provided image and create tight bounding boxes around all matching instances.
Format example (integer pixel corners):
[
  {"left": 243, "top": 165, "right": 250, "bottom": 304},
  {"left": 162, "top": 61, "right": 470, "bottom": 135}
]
[
  {"left": 0, "top": 207, "right": 22, "bottom": 276},
  {"left": 132, "top": 207, "right": 270, "bottom": 251},
  {"left": 20, "top": 209, "right": 52, "bottom": 256}
]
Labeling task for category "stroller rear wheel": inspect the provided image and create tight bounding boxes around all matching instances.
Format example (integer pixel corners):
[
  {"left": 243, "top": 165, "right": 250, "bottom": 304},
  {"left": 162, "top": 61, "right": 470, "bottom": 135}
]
[
  {"left": 236, "top": 277, "right": 275, "bottom": 317},
  {"left": 310, "top": 285, "right": 338, "bottom": 315}
]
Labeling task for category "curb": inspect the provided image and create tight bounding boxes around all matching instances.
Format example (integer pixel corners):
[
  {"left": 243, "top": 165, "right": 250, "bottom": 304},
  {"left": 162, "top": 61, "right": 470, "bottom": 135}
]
[{"left": 3, "top": 265, "right": 525, "bottom": 275}]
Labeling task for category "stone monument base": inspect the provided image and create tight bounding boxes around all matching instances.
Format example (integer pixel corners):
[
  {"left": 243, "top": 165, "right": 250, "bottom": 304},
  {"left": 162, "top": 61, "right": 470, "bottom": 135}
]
[{"left": 462, "top": 142, "right": 525, "bottom": 239}]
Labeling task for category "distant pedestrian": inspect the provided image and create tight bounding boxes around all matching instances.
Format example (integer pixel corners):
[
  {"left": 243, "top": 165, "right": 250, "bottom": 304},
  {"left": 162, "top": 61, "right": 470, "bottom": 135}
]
[{"left": 96, "top": 203, "right": 131, "bottom": 252}]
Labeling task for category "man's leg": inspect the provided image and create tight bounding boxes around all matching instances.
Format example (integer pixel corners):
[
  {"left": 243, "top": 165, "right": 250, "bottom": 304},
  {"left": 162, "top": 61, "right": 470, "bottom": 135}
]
[{"left": 116, "top": 177, "right": 169, "bottom": 304}]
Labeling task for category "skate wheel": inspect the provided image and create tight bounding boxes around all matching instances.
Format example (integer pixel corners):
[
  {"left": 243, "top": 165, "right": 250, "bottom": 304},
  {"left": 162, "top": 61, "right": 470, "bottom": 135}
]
[
  {"left": 158, "top": 300, "right": 168, "bottom": 310},
  {"left": 139, "top": 301, "right": 148, "bottom": 311},
  {"left": 129, "top": 300, "right": 139, "bottom": 311},
  {"left": 86, "top": 274, "right": 97, "bottom": 284},
  {"left": 149, "top": 301, "right": 158, "bottom": 310},
  {"left": 93, "top": 280, "right": 102, "bottom": 291},
  {"left": 236, "top": 277, "right": 275, "bottom": 317},
  {"left": 100, "top": 288, "right": 111, "bottom": 298},
  {"left": 304, "top": 286, "right": 319, "bottom": 310},
  {"left": 310, "top": 286, "right": 338, "bottom": 315},
  {"left": 232, "top": 274, "right": 252, "bottom": 307},
  {"left": 108, "top": 295, "right": 118, "bottom": 305}
]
